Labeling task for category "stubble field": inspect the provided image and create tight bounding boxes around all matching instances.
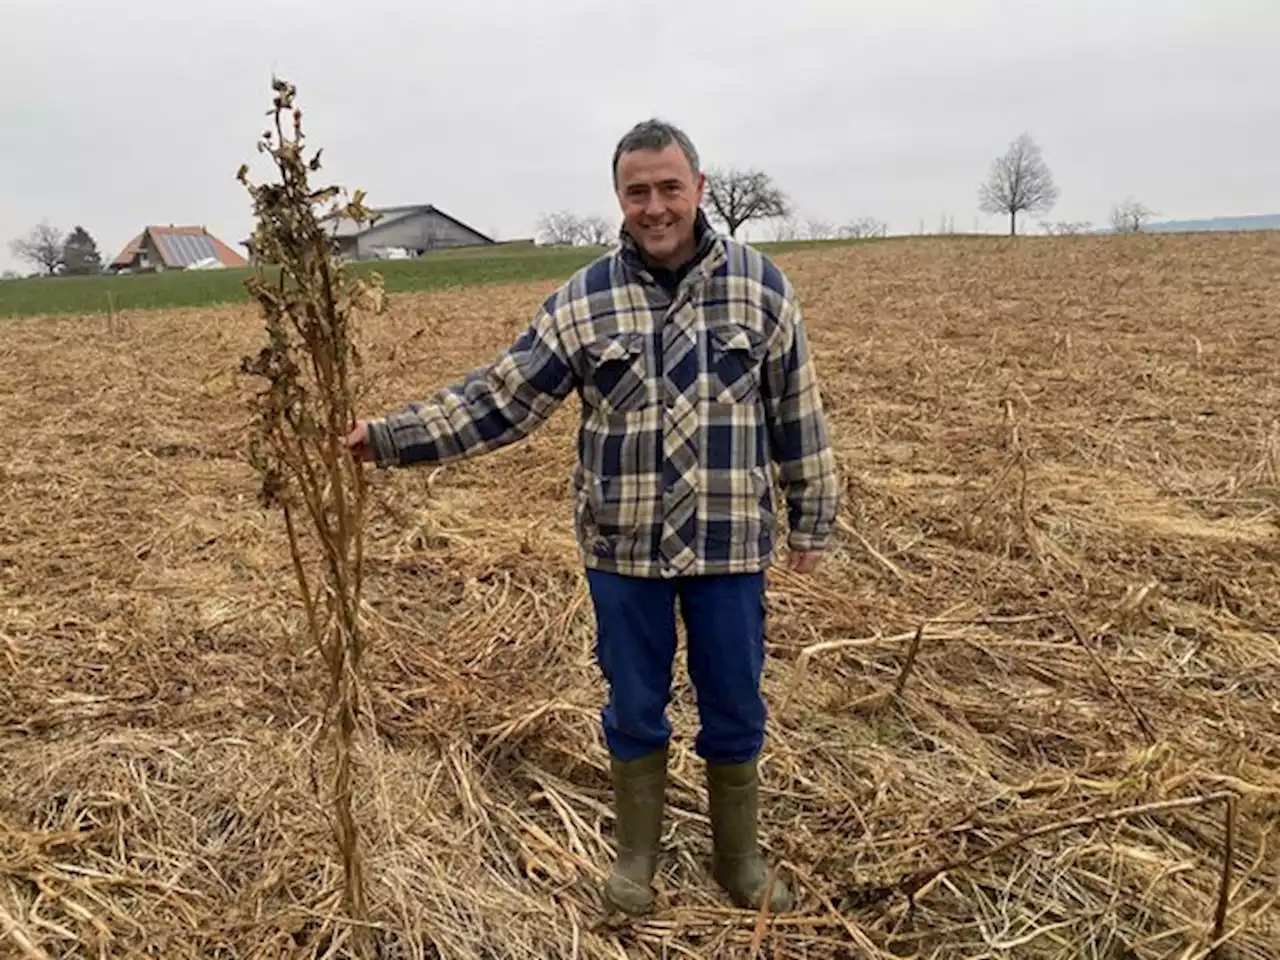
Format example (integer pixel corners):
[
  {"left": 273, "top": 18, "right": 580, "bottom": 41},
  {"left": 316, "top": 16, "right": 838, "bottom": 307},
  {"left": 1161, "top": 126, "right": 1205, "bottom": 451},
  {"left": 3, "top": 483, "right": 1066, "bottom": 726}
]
[{"left": 2, "top": 233, "right": 1278, "bottom": 959}]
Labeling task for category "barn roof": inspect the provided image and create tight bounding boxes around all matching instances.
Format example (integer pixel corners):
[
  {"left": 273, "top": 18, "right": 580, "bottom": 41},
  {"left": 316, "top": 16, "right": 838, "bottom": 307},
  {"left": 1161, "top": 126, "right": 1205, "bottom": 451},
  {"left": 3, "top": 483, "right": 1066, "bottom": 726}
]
[
  {"left": 112, "top": 226, "right": 247, "bottom": 269},
  {"left": 329, "top": 204, "right": 494, "bottom": 243},
  {"left": 330, "top": 205, "right": 423, "bottom": 238},
  {"left": 239, "top": 204, "right": 496, "bottom": 255}
]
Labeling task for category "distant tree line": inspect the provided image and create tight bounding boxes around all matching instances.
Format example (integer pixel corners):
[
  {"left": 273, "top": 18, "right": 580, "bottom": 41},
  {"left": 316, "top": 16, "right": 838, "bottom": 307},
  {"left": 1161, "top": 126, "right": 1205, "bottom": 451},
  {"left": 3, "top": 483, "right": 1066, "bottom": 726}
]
[
  {"left": 768, "top": 215, "right": 889, "bottom": 242},
  {"left": 535, "top": 143, "right": 1160, "bottom": 250},
  {"left": 6, "top": 147, "right": 1165, "bottom": 284},
  {"left": 7, "top": 221, "right": 103, "bottom": 277},
  {"left": 537, "top": 166, "right": 889, "bottom": 248}
]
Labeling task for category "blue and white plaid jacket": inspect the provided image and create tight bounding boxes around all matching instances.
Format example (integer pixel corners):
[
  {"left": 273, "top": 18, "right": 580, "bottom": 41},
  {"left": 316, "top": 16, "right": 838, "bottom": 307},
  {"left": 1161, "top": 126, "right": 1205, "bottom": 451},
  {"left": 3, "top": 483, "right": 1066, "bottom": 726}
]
[{"left": 367, "top": 213, "right": 840, "bottom": 578}]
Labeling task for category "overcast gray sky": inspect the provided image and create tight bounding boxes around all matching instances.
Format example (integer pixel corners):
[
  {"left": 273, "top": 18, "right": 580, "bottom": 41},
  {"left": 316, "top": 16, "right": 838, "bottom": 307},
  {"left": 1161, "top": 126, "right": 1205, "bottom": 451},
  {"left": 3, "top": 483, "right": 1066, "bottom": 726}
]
[{"left": 2, "top": 0, "right": 1276, "bottom": 273}]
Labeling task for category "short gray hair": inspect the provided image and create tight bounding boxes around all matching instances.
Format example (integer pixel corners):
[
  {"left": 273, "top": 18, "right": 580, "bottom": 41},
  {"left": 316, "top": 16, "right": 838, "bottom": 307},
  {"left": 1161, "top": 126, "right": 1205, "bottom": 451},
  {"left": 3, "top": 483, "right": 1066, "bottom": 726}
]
[{"left": 611, "top": 118, "right": 700, "bottom": 185}]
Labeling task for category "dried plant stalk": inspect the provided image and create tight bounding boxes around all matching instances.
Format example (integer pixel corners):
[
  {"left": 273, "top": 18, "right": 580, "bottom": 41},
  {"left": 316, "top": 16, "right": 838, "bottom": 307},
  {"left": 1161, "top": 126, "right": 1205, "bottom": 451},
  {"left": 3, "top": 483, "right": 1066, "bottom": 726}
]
[{"left": 236, "top": 76, "right": 385, "bottom": 952}]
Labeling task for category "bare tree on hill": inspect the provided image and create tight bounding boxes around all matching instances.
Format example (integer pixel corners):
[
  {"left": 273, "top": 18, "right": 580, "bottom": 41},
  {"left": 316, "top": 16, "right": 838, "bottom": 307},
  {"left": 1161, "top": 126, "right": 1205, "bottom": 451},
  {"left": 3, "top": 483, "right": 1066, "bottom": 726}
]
[
  {"left": 704, "top": 167, "right": 791, "bottom": 238},
  {"left": 978, "top": 133, "right": 1059, "bottom": 236},
  {"left": 840, "top": 217, "right": 888, "bottom": 239},
  {"left": 536, "top": 210, "right": 584, "bottom": 246},
  {"left": 10, "top": 221, "right": 67, "bottom": 275},
  {"left": 1110, "top": 198, "right": 1157, "bottom": 234},
  {"left": 535, "top": 211, "right": 616, "bottom": 247},
  {"left": 1040, "top": 220, "right": 1093, "bottom": 236},
  {"left": 769, "top": 214, "right": 800, "bottom": 242},
  {"left": 578, "top": 215, "right": 616, "bottom": 246},
  {"left": 803, "top": 219, "right": 837, "bottom": 241}
]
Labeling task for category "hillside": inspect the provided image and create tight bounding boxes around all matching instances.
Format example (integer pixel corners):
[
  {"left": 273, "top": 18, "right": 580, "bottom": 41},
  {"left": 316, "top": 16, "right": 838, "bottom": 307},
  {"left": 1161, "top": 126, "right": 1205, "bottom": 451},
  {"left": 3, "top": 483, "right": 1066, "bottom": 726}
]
[{"left": 1144, "top": 213, "right": 1280, "bottom": 233}]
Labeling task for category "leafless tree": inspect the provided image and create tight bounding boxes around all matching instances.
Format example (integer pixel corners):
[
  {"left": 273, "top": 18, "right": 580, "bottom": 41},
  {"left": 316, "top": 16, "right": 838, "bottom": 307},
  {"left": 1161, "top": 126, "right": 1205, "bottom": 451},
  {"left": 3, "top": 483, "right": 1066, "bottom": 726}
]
[
  {"left": 578, "top": 215, "right": 616, "bottom": 246},
  {"left": 978, "top": 133, "right": 1059, "bottom": 236},
  {"left": 839, "top": 217, "right": 889, "bottom": 239},
  {"left": 704, "top": 167, "right": 791, "bottom": 238},
  {"left": 1109, "top": 198, "right": 1157, "bottom": 234},
  {"left": 9, "top": 220, "right": 66, "bottom": 275},
  {"left": 803, "top": 218, "right": 837, "bottom": 241},
  {"left": 769, "top": 214, "right": 801, "bottom": 242},
  {"left": 535, "top": 211, "right": 616, "bottom": 246},
  {"left": 535, "top": 210, "right": 584, "bottom": 246},
  {"left": 1039, "top": 220, "right": 1093, "bottom": 236}
]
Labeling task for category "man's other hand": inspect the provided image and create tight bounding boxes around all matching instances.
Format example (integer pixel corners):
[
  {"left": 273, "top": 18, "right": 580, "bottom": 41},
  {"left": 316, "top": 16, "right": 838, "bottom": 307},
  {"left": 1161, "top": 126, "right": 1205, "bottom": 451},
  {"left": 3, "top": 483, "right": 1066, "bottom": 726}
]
[{"left": 786, "top": 550, "right": 823, "bottom": 575}]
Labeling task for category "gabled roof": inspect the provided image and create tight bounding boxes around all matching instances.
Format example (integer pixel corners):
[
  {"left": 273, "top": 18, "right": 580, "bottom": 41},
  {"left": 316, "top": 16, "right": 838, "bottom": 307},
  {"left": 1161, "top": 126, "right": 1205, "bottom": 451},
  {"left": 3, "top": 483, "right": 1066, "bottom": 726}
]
[
  {"left": 112, "top": 226, "right": 248, "bottom": 269},
  {"left": 331, "top": 204, "right": 494, "bottom": 243}
]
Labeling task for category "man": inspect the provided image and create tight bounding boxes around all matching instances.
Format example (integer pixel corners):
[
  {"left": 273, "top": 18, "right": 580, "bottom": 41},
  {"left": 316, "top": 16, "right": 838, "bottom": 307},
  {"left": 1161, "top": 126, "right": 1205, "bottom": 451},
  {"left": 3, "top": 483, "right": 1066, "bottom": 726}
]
[{"left": 346, "top": 119, "right": 839, "bottom": 915}]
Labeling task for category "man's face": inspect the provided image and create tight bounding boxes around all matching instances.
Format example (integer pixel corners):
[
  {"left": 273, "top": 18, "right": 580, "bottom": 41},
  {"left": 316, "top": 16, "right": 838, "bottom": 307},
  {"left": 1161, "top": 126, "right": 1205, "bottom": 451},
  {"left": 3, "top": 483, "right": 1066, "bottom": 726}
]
[{"left": 614, "top": 143, "right": 705, "bottom": 268}]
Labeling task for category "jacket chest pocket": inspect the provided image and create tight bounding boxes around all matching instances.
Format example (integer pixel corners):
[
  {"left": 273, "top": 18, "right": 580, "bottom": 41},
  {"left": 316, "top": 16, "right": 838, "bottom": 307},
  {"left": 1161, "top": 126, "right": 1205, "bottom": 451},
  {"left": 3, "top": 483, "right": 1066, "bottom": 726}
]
[
  {"left": 584, "top": 332, "right": 651, "bottom": 414},
  {"left": 707, "top": 325, "right": 767, "bottom": 404}
]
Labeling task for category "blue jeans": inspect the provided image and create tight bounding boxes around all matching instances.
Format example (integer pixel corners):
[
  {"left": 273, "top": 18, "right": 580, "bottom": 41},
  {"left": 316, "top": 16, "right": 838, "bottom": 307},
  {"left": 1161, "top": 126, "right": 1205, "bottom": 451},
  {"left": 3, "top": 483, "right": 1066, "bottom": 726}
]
[{"left": 585, "top": 569, "right": 768, "bottom": 765}]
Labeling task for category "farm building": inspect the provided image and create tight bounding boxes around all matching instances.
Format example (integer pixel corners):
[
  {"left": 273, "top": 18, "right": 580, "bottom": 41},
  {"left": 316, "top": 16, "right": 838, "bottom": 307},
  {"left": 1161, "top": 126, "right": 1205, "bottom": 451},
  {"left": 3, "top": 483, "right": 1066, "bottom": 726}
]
[
  {"left": 333, "top": 204, "right": 494, "bottom": 259},
  {"left": 246, "top": 204, "right": 494, "bottom": 263},
  {"left": 110, "top": 226, "right": 248, "bottom": 273}
]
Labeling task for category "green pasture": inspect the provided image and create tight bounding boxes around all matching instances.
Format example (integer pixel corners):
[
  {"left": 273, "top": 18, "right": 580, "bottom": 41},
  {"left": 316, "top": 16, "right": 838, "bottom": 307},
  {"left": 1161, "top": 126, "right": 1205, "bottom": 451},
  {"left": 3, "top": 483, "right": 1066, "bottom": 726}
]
[{"left": 0, "top": 236, "right": 886, "bottom": 319}]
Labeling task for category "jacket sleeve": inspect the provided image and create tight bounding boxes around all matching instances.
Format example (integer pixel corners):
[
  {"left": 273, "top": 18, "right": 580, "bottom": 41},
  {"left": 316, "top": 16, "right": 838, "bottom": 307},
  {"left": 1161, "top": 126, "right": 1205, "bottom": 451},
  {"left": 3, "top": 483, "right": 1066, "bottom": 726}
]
[
  {"left": 365, "top": 303, "right": 577, "bottom": 468},
  {"left": 761, "top": 284, "right": 840, "bottom": 552}
]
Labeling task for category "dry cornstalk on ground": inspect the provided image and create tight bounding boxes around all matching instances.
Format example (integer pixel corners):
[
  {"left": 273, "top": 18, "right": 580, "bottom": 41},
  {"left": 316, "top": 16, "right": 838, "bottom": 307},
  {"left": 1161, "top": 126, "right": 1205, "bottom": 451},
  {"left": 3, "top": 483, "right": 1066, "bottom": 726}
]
[{"left": 1, "top": 232, "right": 1278, "bottom": 959}]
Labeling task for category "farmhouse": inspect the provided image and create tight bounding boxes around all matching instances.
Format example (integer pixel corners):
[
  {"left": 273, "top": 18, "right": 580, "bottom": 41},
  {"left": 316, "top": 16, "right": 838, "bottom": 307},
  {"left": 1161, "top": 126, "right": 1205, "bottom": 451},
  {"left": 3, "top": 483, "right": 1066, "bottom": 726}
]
[{"left": 110, "top": 225, "right": 248, "bottom": 273}]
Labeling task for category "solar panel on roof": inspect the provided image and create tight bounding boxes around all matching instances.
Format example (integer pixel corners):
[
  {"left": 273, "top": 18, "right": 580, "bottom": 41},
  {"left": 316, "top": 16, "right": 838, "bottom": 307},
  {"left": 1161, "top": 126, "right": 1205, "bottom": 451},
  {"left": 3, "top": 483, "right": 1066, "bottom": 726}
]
[{"left": 156, "top": 233, "right": 217, "bottom": 267}]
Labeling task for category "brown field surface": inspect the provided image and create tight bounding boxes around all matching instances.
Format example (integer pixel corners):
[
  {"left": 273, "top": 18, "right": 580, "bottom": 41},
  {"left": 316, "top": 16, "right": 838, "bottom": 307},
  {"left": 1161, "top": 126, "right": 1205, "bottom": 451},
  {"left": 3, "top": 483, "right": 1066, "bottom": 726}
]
[{"left": 2, "top": 233, "right": 1279, "bottom": 959}]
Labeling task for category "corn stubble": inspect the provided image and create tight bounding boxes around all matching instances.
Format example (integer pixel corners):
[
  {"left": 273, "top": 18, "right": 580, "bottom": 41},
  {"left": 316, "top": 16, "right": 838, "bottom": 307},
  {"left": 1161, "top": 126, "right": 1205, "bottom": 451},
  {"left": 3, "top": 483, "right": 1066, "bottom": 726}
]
[
  {"left": 1, "top": 206, "right": 1278, "bottom": 956},
  {"left": 236, "top": 77, "right": 385, "bottom": 951}
]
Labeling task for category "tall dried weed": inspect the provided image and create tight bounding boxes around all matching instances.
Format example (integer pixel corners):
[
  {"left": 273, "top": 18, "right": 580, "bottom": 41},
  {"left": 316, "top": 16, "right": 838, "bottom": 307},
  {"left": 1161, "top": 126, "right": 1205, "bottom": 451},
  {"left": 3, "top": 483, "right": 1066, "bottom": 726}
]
[{"left": 236, "top": 76, "right": 386, "bottom": 954}]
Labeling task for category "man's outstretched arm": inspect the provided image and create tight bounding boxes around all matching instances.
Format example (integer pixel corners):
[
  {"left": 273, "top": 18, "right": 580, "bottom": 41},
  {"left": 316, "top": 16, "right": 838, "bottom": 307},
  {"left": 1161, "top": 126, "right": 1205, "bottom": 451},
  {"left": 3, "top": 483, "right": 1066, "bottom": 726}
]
[{"left": 353, "top": 304, "right": 577, "bottom": 468}]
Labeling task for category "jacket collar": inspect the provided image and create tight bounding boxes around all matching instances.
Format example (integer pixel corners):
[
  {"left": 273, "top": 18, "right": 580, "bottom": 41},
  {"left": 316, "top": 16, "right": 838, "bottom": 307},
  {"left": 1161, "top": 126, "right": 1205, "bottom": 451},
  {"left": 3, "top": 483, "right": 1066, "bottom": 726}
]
[{"left": 616, "top": 208, "right": 723, "bottom": 286}]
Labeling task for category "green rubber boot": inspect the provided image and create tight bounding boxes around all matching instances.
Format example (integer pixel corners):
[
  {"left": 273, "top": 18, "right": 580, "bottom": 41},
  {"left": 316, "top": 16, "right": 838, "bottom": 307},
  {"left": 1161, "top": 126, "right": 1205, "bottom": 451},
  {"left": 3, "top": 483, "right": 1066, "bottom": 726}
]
[
  {"left": 706, "top": 757, "right": 793, "bottom": 913},
  {"left": 603, "top": 746, "right": 668, "bottom": 915}
]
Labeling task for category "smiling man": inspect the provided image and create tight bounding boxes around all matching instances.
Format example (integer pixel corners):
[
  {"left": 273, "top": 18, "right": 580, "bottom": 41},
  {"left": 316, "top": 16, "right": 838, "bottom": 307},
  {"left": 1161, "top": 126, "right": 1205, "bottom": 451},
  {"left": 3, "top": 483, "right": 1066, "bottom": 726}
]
[{"left": 347, "top": 119, "right": 840, "bottom": 915}]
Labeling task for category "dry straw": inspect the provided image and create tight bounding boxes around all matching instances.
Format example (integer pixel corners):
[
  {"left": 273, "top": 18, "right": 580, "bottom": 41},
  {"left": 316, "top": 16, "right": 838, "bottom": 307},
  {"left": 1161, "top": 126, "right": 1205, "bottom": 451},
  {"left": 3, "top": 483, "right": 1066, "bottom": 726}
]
[
  {"left": 1, "top": 162, "right": 1278, "bottom": 957},
  {"left": 236, "top": 76, "right": 386, "bottom": 953}
]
